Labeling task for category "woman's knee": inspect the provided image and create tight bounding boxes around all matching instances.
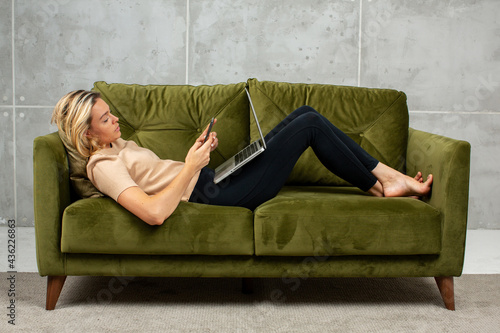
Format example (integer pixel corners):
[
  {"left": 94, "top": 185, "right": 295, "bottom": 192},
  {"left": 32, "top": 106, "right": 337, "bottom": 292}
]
[
  {"left": 300, "top": 109, "right": 324, "bottom": 125},
  {"left": 286, "top": 106, "right": 326, "bottom": 132},
  {"left": 294, "top": 105, "right": 319, "bottom": 115}
]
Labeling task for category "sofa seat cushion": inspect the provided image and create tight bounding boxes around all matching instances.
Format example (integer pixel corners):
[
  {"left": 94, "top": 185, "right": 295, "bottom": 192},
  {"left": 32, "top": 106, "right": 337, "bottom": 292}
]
[
  {"left": 254, "top": 186, "right": 441, "bottom": 256},
  {"left": 61, "top": 198, "right": 254, "bottom": 255}
]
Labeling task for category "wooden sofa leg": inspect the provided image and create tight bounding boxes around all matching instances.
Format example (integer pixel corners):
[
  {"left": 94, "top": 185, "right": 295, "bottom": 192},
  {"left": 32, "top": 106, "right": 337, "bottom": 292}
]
[
  {"left": 434, "top": 276, "right": 455, "bottom": 310},
  {"left": 46, "top": 276, "right": 67, "bottom": 310},
  {"left": 242, "top": 278, "right": 254, "bottom": 294}
]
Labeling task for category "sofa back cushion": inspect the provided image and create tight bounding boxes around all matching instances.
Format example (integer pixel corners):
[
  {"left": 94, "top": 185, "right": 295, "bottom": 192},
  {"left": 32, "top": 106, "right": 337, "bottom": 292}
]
[
  {"left": 92, "top": 81, "right": 250, "bottom": 170},
  {"left": 248, "top": 79, "right": 409, "bottom": 186}
]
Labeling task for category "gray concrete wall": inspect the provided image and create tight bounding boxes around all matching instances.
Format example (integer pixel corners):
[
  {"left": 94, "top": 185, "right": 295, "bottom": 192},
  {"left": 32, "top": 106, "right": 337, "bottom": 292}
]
[{"left": 1, "top": 0, "right": 498, "bottom": 228}]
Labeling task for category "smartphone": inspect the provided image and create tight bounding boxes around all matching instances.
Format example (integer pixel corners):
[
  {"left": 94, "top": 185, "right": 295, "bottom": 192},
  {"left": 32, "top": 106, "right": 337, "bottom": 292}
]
[{"left": 204, "top": 118, "right": 215, "bottom": 143}]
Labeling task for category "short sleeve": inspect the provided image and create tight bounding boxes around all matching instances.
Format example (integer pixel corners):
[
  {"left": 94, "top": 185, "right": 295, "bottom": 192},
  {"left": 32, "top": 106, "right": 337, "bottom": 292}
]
[{"left": 87, "top": 155, "right": 139, "bottom": 201}]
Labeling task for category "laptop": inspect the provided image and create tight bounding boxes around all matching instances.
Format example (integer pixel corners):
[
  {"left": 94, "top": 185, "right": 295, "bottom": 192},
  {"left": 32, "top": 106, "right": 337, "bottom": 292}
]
[{"left": 213, "top": 88, "right": 267, "bottom": 184}]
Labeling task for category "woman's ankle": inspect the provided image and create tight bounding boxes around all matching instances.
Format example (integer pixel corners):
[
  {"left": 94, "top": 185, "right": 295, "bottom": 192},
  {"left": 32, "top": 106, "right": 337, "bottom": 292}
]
[
  {"left": 367, "top": 181, "right": 384, "bottom": 197},
  {"left": 371, "top": 162, "right": 399, "bottom": 184}
]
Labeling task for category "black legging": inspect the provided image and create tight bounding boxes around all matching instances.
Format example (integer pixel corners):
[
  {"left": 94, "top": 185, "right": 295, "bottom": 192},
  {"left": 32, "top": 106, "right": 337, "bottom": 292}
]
[{"left": 189, "top": 106, "right": 379, "bottom": 210}]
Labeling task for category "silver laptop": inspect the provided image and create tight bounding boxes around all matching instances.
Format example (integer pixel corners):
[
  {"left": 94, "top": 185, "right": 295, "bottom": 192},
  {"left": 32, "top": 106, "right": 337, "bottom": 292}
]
[{"left": 213, "top": 88, "right": 267, "bottom": 184}]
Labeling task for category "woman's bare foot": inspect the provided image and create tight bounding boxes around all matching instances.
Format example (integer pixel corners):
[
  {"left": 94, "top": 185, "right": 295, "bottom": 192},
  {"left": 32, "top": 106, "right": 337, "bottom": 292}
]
[
  {"left": 371, "top": 163, "right": 433, "bottom": 198},
  {"left": 383, "top": 173, "right": 433, "bottom": 198},
  {"left": 414, "top": 171, "right": 423, "bottom": 183},
  {"left": 408, "top": 172, "right": 424, "bottom": 199}
]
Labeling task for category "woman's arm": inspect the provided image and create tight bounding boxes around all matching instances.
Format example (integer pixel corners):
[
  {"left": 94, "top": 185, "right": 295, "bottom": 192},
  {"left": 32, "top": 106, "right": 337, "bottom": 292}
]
[{"left": 117, "top": 124, "right": 217, "bottom": 225}]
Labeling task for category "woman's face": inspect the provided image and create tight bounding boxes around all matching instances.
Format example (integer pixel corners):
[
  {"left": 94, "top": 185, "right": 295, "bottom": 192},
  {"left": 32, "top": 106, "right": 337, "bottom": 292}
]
[{"left": 87, "top": 98, "right": 121, "bottom": 147}]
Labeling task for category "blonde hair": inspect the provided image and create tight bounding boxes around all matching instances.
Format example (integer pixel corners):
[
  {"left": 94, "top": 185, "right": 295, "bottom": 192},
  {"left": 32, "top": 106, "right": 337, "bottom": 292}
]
[{"left": 51, "top": 90, "right": 103, "bottom": 157}]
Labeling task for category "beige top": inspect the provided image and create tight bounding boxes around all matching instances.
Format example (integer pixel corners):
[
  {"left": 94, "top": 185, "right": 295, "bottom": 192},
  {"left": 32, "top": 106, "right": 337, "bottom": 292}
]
[{"left": 87, "top": 138, "right": 200, "bottom": 202}]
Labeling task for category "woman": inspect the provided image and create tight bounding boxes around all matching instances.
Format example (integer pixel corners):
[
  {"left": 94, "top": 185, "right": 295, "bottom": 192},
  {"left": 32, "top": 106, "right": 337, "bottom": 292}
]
[{"left": 52, "top": 90, "right": 433, "bottom": 225}]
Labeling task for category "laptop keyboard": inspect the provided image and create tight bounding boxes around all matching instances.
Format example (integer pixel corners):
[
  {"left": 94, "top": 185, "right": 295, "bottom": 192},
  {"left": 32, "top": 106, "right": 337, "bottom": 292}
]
[{"left": 235, "top": 141, "right": 261, "bottom": 166}]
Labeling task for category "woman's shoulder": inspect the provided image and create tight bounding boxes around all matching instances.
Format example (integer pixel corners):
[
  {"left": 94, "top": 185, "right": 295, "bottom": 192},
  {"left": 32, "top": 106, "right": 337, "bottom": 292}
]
[
  {"left": 87, "top": 151, "right": 120, "bottom": 171},
  {"left": 88, "top": 138, "right": 150, "bottom": 165},
  {"left": 91, "top": 139, "right": 135, "bottom": 156},
  {"left": 88, "top": 139, "right": 127, "bottom": 163}
]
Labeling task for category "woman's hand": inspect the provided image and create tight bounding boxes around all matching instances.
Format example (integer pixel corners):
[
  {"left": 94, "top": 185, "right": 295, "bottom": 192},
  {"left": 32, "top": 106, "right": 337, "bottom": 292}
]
[
  {"left": 208, "top": 132, "right": 218, "bottom": 152},
  {"left": 185, "top": 138, "right": 213, "bottom": 172},
  {"left": 197, "top": 119, "right": 219, "bottom": 152},
  {"left": 186, "top": 119, "right": 218, "bottom": 171}
]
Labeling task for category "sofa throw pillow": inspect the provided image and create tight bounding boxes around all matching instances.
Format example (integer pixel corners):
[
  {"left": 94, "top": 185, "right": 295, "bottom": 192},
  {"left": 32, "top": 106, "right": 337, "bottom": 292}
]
[{"left": 57, "top": 129, "right": 104, "bottom": 199}]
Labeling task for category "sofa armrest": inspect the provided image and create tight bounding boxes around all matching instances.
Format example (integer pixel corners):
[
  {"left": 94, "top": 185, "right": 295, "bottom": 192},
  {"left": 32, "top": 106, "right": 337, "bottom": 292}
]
[
  {"left": 406, "top": 128, "right": 471, "bottom": 275},
  {"left": 33, "top": 132, "right": 72, "bottom": 276}
]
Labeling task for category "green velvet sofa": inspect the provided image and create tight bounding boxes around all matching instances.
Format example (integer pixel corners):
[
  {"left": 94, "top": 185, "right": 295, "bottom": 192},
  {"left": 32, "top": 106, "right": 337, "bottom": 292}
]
[{"left": 33, "top": 78, "right": 471, "bottom": 310}]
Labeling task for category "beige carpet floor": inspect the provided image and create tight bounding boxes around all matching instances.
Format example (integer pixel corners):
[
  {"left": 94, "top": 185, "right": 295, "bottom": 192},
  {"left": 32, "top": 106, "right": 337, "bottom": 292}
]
[{"left": 1, "top": 273, "right": 499, "bottom": 332}]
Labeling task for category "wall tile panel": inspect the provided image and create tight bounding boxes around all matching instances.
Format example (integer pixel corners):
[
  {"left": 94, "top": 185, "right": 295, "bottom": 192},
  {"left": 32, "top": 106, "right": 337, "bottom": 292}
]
[
  {"left": 362, "top": 1, "right": 500, "bottom": 112},
  {"left": 0, "top": 0, "right": 12, "bottom": 105},
  {"left": 189, "top": 0, "right": 359, "bottom": 85},
  {"left": 0, "top": 108, "right": 15, "bottom": 224},
  {"left": 15, "top": 0, "right": 187, "bottom": 106},
  {"left": 15, "top": 108, "right": 58, "bottom": 227}
]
